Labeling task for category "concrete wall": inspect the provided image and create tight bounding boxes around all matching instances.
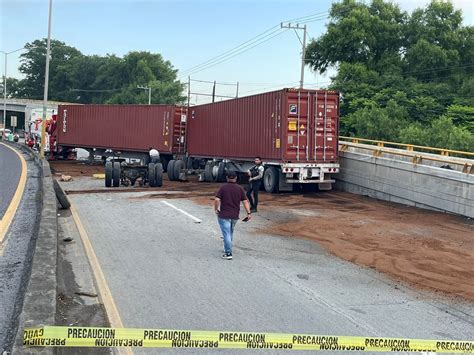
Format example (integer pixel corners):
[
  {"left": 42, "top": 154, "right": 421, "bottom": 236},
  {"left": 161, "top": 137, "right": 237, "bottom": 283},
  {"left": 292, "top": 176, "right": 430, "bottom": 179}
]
[{"left": 335, "top": 144, "right": 474, "bottom": 218}]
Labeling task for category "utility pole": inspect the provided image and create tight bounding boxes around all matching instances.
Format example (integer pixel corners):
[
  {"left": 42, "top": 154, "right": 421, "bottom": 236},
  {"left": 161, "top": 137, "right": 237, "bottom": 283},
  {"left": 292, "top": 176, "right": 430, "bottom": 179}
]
[
  {"left": 137, "top": 85, "right": 151, "bottom": 104},
  {"left": 281, "top": 22, "right": 307, "bottom": 89},
  {"left": 40, "top": 0, "right": 53, "bottom": 159},
  {"left": 187, "top": 76, "right": 191, "bottom": 108},
  {"left": 211, "top": 81, "right": 216, "bottom": 103}
]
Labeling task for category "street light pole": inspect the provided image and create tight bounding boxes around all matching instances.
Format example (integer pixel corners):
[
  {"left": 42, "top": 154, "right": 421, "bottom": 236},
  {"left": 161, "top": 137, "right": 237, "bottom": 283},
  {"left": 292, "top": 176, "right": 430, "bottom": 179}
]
[
  {"left": 0, "top": 47, "right": 25, "bottom": 139},
  {"left": 2, "top": 52, "right": 6, "bottom": 139},
  {"left": 40, "top": 0, "right": 53, "bottom": 158},
  {"left": 137, "top": 85, "right": 151, "bottom": 104}
]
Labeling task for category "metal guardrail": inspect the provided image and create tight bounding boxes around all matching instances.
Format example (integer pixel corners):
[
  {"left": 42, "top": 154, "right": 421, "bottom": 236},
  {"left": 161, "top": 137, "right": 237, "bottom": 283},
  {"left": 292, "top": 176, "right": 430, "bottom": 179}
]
[{"left": 339, "top": 136, "right": 474, "bottom": 174}]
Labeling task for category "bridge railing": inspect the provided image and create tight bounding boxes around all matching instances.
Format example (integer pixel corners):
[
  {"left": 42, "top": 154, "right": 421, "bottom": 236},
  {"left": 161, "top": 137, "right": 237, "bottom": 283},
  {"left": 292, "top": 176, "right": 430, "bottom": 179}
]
[{"left": 339, "top": 136, "right": 474, "bottom": 174}]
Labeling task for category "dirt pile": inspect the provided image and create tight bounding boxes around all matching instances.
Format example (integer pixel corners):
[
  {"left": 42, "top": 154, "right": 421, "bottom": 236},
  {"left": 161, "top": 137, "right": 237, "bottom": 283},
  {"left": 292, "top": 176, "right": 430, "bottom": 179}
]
[{"left": 259, "top": 192, "right": 474, "bottom": 302}]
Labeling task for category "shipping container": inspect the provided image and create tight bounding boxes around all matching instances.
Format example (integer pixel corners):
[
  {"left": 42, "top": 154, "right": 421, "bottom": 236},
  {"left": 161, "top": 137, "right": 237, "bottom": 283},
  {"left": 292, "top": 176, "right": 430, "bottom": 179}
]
[
  {"left": 181, "top": 88, "right": 340, "bottom": 191},
  {"left": 56, "top": 105, "right": 187, "bottom": 160}
]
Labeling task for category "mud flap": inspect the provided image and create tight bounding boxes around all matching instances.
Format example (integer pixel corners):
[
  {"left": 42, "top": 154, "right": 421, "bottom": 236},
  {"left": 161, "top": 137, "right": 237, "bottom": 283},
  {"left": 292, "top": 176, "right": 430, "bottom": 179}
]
[
  {"left": 318, "top": 182, "right": 333, "bottom": 191},
  {"left": 278, "top": 170, "right": 293, "bottom": 192}
]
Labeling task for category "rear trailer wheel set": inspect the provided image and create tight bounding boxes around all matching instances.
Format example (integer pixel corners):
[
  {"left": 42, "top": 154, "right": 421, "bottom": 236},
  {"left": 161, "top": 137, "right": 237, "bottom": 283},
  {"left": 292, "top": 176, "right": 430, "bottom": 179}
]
[{"left": 104, "top": 161, "right": 163, "bottom": 188}]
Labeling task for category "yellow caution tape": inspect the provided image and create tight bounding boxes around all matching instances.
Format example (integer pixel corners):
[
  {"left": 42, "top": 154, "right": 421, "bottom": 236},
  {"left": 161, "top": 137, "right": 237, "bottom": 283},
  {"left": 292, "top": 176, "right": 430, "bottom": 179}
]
[{"left": 23, "top": 326, "right": 474, "bottom": 352}]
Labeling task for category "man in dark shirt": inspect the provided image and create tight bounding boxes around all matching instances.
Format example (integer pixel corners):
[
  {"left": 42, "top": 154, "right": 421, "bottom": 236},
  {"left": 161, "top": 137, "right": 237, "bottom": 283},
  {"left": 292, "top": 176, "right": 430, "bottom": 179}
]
[
  {"left": 246, "top": 157, "right": 264, "bottom": 213},
  {"left": 215, "top": 170, "right": 252, "bottom": 260}
]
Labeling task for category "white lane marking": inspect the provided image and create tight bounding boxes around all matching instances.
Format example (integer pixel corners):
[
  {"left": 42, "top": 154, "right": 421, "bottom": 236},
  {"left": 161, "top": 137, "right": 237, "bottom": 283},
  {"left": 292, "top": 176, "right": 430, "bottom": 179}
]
[{"left": 161, "top": 200, "right": 202, "bottom": 223}]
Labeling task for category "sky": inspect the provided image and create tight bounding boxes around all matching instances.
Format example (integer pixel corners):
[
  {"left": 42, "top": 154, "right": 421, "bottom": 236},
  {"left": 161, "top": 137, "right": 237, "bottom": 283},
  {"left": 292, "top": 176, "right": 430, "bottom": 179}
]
[{"left": 1, "top": 0, "right": 473, "bottom": 103}]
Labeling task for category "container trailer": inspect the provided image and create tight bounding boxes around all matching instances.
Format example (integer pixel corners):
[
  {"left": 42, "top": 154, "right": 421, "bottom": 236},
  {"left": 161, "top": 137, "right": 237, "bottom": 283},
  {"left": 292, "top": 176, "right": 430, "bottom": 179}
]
[
  {"left": 55, "top": 104, "right": 187, "bottom": 187},
  {"left": 168, "top": 88, "right": 340, "bottom": 191}
]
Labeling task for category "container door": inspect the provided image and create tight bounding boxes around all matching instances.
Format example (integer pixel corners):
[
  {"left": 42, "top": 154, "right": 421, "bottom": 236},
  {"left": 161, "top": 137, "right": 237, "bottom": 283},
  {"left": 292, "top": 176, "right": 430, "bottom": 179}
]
[
  {"left": 285, "top": 90, "right": 311, "bottom": 161},
  {"left": 312, "top": 92, "right": 338, "bottom": 162}
]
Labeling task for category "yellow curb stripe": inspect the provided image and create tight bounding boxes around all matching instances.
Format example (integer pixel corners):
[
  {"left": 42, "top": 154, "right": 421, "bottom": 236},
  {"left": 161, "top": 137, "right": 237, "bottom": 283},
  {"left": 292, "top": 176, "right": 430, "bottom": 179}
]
[
  {"left": 0, "top": 143, "right": 27, "bottom": 254},
  {"left": 70, "top": 203, "right": 133, "bottom": 355}
]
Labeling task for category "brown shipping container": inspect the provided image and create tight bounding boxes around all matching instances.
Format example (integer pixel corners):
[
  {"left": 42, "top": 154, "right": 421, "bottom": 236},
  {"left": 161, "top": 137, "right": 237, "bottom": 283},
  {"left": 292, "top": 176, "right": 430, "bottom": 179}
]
[
  {"left": 56, "top": 105, "right": 187, "bottom": 154},
  {"left": 187, "top": 88, "right": 339, "bottom": 163}
]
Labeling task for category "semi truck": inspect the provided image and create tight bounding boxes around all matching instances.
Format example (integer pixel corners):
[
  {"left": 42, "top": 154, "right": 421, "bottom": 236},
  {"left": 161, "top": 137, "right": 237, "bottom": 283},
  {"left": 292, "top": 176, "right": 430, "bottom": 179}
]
[{"left": 53, "top": 88, "right": 339, "bottom": 191}]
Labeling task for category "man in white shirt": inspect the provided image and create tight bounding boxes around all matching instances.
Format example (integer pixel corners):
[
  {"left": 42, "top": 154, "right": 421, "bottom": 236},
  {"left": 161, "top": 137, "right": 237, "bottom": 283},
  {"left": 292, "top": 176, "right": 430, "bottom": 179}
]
[{"left": 148, "top": 148, "right": 160, "bottom": 164}]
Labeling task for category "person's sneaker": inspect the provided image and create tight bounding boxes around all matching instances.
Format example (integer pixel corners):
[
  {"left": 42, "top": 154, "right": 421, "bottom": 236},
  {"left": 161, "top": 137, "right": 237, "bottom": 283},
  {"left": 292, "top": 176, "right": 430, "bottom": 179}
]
[{"left": 221, "top": 253, "right": 232, "bottom": 260}]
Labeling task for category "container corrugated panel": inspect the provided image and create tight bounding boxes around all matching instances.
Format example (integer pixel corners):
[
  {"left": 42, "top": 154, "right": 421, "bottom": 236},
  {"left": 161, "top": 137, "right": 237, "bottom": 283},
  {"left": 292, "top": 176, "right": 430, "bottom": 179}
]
[
  {"left": 57, "top": 105, "right": 183, "bottom": 154},
  {"left": 187, "top": 88, "right": 339, "bottom": 163}
]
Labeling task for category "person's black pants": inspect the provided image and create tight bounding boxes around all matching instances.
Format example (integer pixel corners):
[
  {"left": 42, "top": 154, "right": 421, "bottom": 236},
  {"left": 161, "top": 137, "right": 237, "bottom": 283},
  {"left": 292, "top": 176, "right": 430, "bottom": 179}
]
[{"left": 246, "top": 180, "right": 261, "bottom": 209}]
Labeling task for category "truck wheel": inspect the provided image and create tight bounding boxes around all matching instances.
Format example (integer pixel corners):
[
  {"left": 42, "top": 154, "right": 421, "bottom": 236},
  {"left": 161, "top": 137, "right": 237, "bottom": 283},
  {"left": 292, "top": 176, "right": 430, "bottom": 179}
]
[
  {"left": 53, "top": 179, "right": 71, "bottom": 209},
  {"left": 155, "top": 163, "right": 163, "bottom": 187},
  {"left": 174, "top": 160, "right": 185, "bottom": 181},
  {"left": 263, "top": 166, "right": 279, "bottom": 193},
  {"left": 105, "top": 161, "right": 113, "bottom": 187},
  {"left": 204, "top": 161, "right": 214, "bottom": 182},
  {"left": 167, "top": 160, "right": 176, "bottom": 181},
  {"left": 216, "top": 162, "right": 226, "bottom": 182},
  {"left": 148, "top": 163, "right": 156, "bottom": 187},
  {"left": 112, "top": 162, "right": 121, "bottom": 187}
]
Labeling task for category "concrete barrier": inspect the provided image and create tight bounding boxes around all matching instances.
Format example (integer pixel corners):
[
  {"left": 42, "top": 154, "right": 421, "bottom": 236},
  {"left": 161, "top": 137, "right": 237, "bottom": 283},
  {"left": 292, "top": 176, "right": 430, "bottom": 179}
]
[
  {"left": 336, "top": 144, "right": 474, "bottom": 218},
  {"left": 13, "top": 159, "right": 57, "bottom": 354}
]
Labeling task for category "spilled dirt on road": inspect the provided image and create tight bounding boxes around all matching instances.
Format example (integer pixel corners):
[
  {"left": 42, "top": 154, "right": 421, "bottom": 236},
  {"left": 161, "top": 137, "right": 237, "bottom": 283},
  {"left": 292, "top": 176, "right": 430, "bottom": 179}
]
[
  {"left": 258, "top": 192, "right": 474, "bottom": 302},
  {"left": 50, "top": 160, "right": 474, "bottom": 302},
  {"left": 126, "top": 179, "right": 474, "bottom": 302},
  {"left": 50, "top": 160, "right": 104, "bottom": 177}
]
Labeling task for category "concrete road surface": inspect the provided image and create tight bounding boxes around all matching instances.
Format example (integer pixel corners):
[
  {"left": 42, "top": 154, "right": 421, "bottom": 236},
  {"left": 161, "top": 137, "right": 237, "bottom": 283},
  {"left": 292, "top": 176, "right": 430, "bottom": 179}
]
[
  {"left": 66, "top": 186, "right": 474, "bottom": 354},
  {"left": 0, "top": 143, "right": 22, "bottom": 219}
]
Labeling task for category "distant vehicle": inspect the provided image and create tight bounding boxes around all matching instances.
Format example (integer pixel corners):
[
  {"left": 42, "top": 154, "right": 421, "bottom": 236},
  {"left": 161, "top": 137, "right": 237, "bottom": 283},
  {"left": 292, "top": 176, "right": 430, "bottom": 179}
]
[{"left": 0, "top": 128, "right": 12, "bottom": 136}]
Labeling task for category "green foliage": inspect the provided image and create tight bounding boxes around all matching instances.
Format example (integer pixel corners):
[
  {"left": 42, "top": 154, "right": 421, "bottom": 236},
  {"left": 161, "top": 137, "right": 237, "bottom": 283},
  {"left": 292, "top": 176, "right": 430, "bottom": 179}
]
[
  {"left": 446, "top": 105, "right": 474, "bottom": 132},
  {"left": 14, "top": 39, "right": 185, "bottom": 105},
  {"left": 399, "top": 116, "right": 474, "bottom": 151},
  {"left": 306, "top": 0, "right": 474, "bottom": 151}
]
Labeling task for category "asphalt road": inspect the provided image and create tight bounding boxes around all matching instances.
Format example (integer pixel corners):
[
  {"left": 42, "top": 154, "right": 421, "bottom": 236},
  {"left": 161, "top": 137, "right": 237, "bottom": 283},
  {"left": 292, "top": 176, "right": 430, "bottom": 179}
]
[
  {"left": 0, "top": 143, "right": 22, "bottom": 219},
  {"left": 66, "top": 182, "right": 474, "bottom": 354},
  {"left": 0, "top": 144, "right": 42, "bottom": 353}
]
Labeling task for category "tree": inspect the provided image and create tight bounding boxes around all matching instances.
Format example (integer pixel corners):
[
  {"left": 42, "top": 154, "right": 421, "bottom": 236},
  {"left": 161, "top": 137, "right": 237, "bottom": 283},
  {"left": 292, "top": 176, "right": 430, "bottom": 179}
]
[
  {"left": 305, "top": 0, "right": 474, "bottom": 150},
  {"left": 14, "top": 40, "right": 185, "bottom": 105},
  {"left": 19, "top": 39, "right": 82, "bottom": 100}
]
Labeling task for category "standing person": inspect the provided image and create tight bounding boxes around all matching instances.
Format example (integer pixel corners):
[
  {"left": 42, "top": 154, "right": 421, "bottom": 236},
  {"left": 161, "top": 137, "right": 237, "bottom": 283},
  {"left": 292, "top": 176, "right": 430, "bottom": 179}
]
[
  {"left": 148, "top": 147, "right": 160, "bottom": 164},
  {"left": 215, "top": 170, "right": 252, "bottom": 260},
  {"left": 246, "top": 157, "right": 264, "bottom": 212}
]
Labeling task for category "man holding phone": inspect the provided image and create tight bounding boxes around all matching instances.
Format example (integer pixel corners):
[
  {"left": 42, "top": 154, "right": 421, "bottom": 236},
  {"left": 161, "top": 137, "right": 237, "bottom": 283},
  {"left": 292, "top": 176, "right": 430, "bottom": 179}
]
[{"left": 215, "top": 170, "right": 252, "bottom": 260}]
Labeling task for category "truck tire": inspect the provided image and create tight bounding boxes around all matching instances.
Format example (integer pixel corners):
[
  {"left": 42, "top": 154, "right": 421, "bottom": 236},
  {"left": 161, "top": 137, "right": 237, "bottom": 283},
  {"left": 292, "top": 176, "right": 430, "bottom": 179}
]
[
  {"left": 148, "top": 163, "right": 156, "bottom": 187},
  {"left": 263, "top": 166, "right": 279, "bottom": 193},
  {"left": 155, "top": 163, "right": 163, "bottom": 187},
  {"left": 167, "top": 160, "right": 176, "bottom": 181},
  {"left": 204, "top": 161, "right": 214, "bottom": 182},
  {"left": 112, "top": 162, "right": 121, "bottom": 187},
  {"left": 53, "top": 179, "right": 71, "bottom": 209},
  {"left": 216, "top": 162, "right": 226, "bottom": 182},
  {"left": 173, "top": 160, "right": 185, "bottom": 181},
  {"left": 105, "top": 161, "right": 113, "bottom": 187}
]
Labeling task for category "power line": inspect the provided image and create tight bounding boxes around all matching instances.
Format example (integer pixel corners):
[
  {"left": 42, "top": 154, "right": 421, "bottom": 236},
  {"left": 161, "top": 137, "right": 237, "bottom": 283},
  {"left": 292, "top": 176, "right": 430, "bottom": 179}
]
[
  {"left": 180, "top": 29, "right": 288, "bottom": 78},
  {"left": 179, "top": 25, "right": 280, "bottom": 76},
  {"left": 179, "top": 11, "right": 336, "bottom": 79},
  {"left": 70, "top": 88, "right": 125, "bottom": 92}
]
